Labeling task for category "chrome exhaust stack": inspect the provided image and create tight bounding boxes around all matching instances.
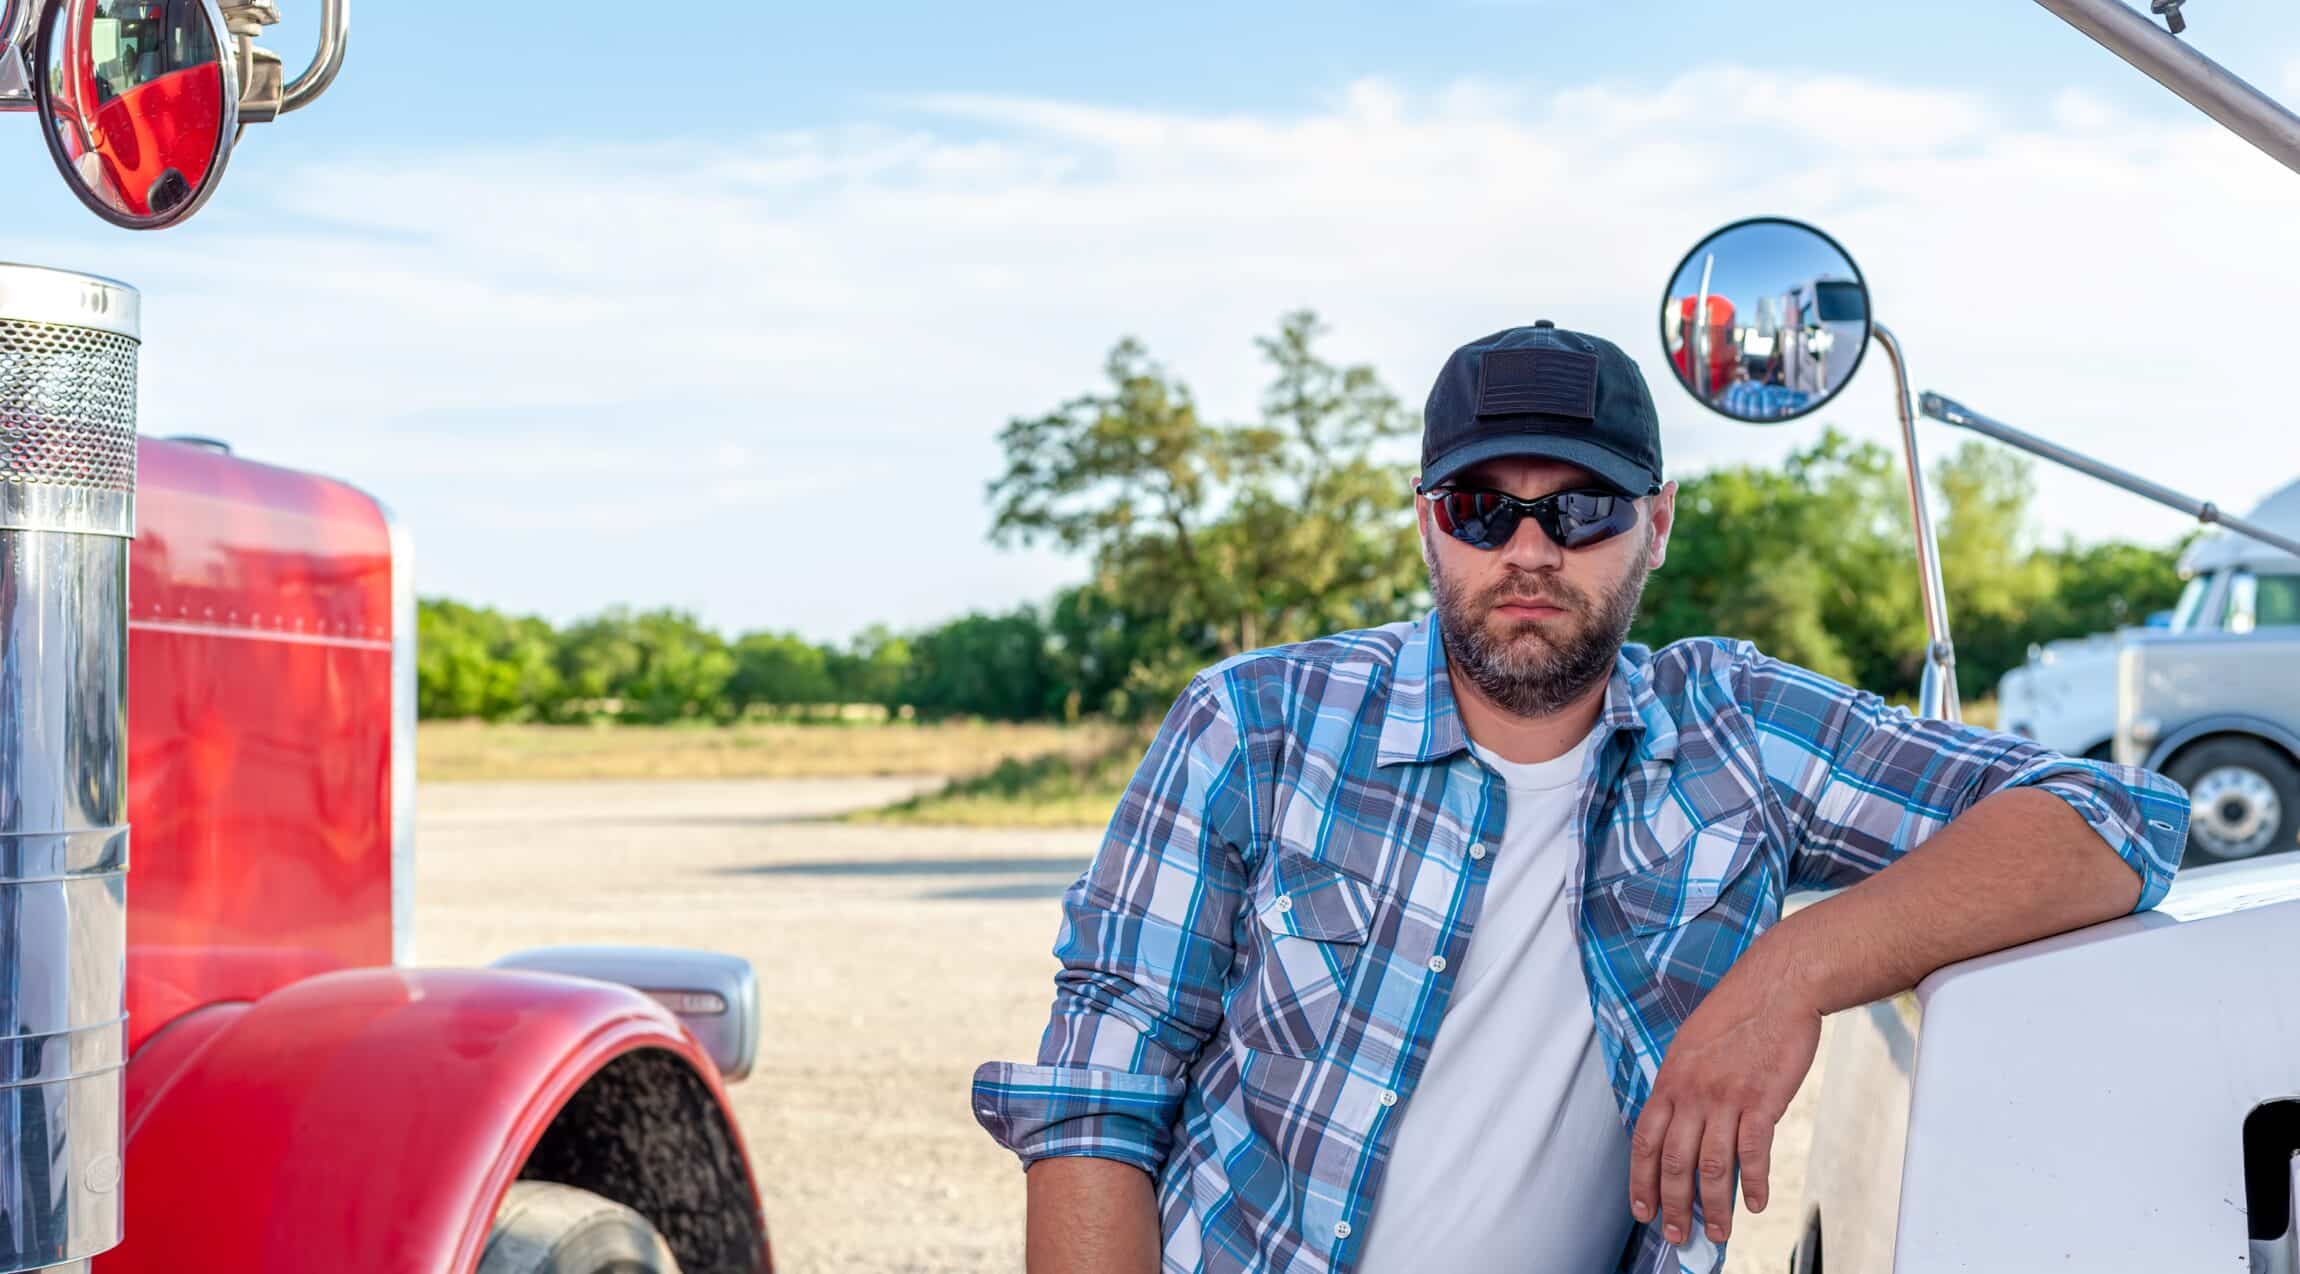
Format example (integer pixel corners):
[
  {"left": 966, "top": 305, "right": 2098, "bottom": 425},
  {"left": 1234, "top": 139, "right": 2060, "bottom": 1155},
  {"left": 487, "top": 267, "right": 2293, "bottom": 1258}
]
[{"left": 0, "top": 265, "right": 138, "bottom": 1271}]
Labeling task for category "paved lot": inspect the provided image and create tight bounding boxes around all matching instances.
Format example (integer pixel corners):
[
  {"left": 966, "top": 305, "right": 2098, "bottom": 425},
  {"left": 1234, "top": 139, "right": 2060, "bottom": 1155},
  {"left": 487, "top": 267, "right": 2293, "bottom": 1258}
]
[{"left": 415, "top": 778, "right": 1822, "bottom": 1273}]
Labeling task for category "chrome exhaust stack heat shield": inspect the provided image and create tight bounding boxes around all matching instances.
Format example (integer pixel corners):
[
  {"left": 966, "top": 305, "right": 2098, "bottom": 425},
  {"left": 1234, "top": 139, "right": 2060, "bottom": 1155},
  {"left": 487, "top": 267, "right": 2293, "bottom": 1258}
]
[{"left": 0, "top": 264, "right": 138, "bottom": 1271}]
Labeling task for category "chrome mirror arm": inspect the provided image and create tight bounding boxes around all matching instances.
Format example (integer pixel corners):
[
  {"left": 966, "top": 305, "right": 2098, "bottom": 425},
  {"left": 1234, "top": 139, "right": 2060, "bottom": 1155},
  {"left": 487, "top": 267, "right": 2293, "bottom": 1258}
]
[
  {"left": 219, "top": 0, "right": 347, "bottom": 122},
  {"left": 1877, "top": 326, "right": 1962, "bottom": 724},
  {"left": 279, "top": 0, "right": 346, "bottom": 113},
  {"left": 2036, "top": 0, "right": 2300, "bottom": 176},
  {"left": 1919, "top": 393, "right": 2300, "bottom": 561}
]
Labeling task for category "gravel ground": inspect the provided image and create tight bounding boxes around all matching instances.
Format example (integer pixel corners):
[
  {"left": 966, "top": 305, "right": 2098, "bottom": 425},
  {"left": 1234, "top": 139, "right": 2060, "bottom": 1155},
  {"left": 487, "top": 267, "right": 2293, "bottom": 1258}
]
[{"left": 415, "top": 778, "right": 1823, "bottom": 1274}]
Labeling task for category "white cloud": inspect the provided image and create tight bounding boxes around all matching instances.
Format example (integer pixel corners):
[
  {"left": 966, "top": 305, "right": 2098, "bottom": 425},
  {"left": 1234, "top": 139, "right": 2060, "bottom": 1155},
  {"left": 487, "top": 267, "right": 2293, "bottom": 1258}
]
[{"left": 47, "top": 66, "right": 2300, "bottom": 641}]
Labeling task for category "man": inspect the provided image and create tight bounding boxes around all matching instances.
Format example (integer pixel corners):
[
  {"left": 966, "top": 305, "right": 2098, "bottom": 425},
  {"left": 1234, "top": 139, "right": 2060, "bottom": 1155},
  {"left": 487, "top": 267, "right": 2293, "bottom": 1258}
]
[{"left": 972, "top": 321, "right": 2191, "bottom": 1274}]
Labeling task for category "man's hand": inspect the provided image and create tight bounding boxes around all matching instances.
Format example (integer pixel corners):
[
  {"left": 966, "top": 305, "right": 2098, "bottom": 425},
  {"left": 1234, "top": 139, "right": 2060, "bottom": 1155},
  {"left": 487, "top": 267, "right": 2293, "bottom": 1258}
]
[
  {"left": 1624, "top": 788, "right": 2151, "bottom": 1250},
  {"left": 1627, "top": 944, "right": 1820, "bottom": 1247}
]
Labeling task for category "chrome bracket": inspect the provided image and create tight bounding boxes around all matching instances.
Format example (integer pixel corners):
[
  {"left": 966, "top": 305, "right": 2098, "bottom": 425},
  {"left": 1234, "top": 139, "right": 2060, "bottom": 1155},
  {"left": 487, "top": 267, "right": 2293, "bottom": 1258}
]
[
  {"left": 0, "top": 0, "right": 31, "bottom": 112},
  {"left": 219, "top": 0, "right": 346, "bottom": 124}
]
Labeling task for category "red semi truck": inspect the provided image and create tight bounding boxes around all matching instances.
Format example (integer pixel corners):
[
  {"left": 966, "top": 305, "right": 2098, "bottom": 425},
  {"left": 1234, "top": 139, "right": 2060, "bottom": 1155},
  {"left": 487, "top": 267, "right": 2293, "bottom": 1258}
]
[{"left": 1, "top": 267, "right": 775, "bottom": 1274}]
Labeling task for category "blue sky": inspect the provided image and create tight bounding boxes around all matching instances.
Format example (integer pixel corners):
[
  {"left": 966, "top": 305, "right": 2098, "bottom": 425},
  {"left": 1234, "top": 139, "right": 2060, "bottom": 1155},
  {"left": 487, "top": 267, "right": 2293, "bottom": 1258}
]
[
  {"left": 10, "top": 2, "right": 2300, "bottom": 642},
  {"left": 1666, "top": 222, "right": 1859, "bottom": 316}
]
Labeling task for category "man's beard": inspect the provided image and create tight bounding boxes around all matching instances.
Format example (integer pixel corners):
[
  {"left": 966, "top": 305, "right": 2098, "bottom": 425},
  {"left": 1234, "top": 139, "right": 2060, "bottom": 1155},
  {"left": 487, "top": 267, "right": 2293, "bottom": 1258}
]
[{"left": 1427, "top": 530, "right": 1651, "bottom": 718}]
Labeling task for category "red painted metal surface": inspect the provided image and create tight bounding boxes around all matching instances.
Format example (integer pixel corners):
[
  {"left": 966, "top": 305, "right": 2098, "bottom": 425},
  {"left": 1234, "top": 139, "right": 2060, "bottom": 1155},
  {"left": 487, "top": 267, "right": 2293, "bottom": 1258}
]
[
  {"left": 96, "top": 969, "right": 761, "bottom": 1274},
  {"left": 126, "top": 438, "right": 396, "bottom": 1051},
  {"left": 113, "top": 439, "right": 768, "bottom": 1268}
]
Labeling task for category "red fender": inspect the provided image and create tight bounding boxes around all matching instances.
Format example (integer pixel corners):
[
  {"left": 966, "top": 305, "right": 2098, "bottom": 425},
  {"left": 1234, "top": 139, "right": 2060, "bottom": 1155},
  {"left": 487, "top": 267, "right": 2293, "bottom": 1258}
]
[{"left": 98, "top": 968, "right": 768, "bottom": 1274}]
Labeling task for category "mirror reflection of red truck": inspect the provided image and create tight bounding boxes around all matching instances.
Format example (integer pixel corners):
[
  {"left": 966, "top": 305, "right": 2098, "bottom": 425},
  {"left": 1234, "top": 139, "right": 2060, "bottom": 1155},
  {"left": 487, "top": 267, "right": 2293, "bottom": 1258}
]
[{"left": 29, "top": 0, "right": 243, "bottom": 226}]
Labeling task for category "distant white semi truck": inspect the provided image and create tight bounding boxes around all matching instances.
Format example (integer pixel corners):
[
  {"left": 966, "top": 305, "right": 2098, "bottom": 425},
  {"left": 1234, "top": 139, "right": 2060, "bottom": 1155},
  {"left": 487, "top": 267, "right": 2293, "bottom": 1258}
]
[{"left": 1996, "top": 478, "right": 2300, "bottom": 860}]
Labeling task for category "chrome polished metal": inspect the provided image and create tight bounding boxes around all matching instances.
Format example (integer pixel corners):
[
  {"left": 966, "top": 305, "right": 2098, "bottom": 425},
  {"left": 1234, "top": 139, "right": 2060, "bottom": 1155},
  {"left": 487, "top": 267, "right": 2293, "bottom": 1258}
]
[
  {"left": 0, "top": 263, "right": 135, "bottom": 1272},
  {"left": 1, "top": 266, "right": 141, "bottom": 538},
  {"left": 0, "top": 266, "right": 141, "bottom": 342},
  {"left": 220, "top": 1, "right": 283, "bottom": 122},
  {"left": 0, "top": 0, "right": 26, "bottom": 59},
  {"left": 1875, "top": 326, "right": 1960, "bottom": 723},
  {"left": 0, "top": 11, "right": 29, "bottom": 112},
  {"left": 2036, "top": 0, "right": 2300, "bottom": 178},
  {"left": 380, "top": 495, "right": 415, "bottom": 965},
  {"left": 278, "top": 0, "right": 347, "bottom": 113},
  {"left": 1922, "top": 392, "right": 2300, "bottom": 561},
  {"left": 493, "top": 947, "right": 761, "bottom": 1082},
  {"left": 2189, "top": 765, "right": 2281, "bottom": 860}
]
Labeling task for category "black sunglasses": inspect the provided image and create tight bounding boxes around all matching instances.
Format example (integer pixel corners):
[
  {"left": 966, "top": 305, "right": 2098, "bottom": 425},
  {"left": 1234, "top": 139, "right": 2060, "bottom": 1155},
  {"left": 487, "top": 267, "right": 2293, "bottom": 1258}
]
[{"left": 1420, "top": 484, "right": 1640, "bottom": 551}]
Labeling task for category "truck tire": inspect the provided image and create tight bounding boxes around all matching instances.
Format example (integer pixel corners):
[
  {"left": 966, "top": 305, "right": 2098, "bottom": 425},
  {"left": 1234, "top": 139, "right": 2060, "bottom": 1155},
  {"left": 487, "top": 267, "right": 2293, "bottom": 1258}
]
[
  {"left": 479, "top": 1182, "right": 683, "bottom": 1274},
  {"left": 2165, "top": 738, "right": 2300, "bottom": 863}
]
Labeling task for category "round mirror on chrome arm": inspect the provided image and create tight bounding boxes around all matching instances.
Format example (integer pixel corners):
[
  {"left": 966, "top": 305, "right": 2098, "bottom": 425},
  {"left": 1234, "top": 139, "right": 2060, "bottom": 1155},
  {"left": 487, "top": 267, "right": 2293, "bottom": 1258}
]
[
  {"left": 34, "top": 0, "right": 239, "bottom": 229},
  {"left": 1656, "top": 216, "right": 1873, "bottom": 424}
]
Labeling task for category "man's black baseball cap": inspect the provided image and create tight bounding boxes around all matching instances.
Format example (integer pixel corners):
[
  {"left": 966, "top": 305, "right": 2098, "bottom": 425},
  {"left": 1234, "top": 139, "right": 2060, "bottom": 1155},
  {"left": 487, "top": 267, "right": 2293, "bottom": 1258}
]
[{"left": 1419, "top": 321, "right": 1664, "bottom": 497}]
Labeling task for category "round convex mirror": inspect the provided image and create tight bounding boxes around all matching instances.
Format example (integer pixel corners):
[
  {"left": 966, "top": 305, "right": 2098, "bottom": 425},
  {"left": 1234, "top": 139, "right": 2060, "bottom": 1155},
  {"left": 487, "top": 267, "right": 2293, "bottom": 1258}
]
[
  {"left": 35, "top": 0, "right": 239, "bottom": 229},
  {"left": 1657, "top": 217, "right": 1872, "bottom": 424}
]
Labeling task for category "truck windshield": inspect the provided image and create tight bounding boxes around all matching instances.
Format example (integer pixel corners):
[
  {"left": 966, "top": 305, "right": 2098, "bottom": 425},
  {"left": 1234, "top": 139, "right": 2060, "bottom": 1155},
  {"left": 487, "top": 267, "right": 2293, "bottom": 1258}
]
[
  {"left": 2170, "top": 572, "right": 2213, "bottom": 632},
  {"left": 2258, "top": 574, "right": 2300, "bottom": 627},
  {"left": 90, "top": 0, "right": 219, "bottom": 96},
  {"left": 1814, "top": 281, "right": 1866, "bottom": 323}
]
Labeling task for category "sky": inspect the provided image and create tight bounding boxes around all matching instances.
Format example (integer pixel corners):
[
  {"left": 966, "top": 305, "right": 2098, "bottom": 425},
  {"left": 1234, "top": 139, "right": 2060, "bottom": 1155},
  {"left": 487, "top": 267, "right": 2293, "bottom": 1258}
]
[
  {"left": 9, "top": 2, "right": 2300, "bottom": 643},
  {"left": 1665, "top": 221, "right": 1862, "bottom": 321}
]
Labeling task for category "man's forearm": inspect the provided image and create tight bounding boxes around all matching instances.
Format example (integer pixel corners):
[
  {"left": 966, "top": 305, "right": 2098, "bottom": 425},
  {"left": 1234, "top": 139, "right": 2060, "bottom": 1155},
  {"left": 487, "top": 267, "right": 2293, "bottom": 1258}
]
[
  {"left": 1756, "top": 787, "right": 2144, "bottom": 1014},
  {"left": 1026, "top": 1156, "right": 1160, "bottom": 1274}
]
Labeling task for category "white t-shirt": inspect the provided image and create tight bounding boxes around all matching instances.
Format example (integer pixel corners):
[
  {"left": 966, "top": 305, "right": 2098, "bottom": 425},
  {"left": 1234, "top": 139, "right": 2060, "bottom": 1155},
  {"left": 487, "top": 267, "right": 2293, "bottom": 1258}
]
[{"left": 1355, "top": 729, "right": 1636, "bottom": 1273}]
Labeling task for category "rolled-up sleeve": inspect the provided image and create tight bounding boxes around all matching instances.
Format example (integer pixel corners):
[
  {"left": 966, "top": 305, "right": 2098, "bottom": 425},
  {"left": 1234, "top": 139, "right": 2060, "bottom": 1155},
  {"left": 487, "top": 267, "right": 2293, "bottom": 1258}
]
[
  {"left": 970, "top": 671, "right": 1252, "bottom": 1175},
  {"left": 2014, "top": 756, "right": 2190, "bottom": 911},
  {"left": 1738, "top": 644, "right": 2191, "bottom": 908}
]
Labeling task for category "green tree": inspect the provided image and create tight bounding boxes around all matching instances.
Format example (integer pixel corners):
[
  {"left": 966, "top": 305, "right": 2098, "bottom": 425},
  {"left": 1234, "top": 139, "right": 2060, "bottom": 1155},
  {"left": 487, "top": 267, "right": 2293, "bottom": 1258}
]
[
  {"left": 728, "top": 631, "right": 836, "bottom": 715},
  {"left": 1043, "top": 578, "right": 1188, "bottom": 721},
  {"left": 2038, "top": 536, "right": 2193, "bottom": 636},
  {"left": 415, "top": 599, "right": 562, "bottom": 721},
  {"left": 828, "top": 624, "right": 913, "bottom": 709},
  {"left": 896, "top": 607, "right": 1055, "bottom": 721},
  {"left": 988, "top": 310, "right": 1422, "bottom": 711},
  {"left": 1932, "top": 441, "right": 2060, "bottom": 700},
  {"left": 554, "top": 607, "right": 734, "bottom": 723}
]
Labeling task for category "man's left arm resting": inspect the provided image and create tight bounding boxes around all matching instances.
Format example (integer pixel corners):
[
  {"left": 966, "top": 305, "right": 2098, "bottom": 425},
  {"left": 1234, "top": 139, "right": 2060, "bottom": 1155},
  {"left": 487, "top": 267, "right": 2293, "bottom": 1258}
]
[{"left": 1629, "top": 671, "right": 2194, "bottom": 1249}]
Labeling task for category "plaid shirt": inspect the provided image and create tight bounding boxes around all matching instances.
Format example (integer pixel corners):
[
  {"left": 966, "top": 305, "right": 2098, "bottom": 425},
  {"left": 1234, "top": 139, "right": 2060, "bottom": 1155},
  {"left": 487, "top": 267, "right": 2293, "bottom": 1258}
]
[
  {"left": 1718, "top": 380, "right": 1812, "bottom": 420},
  {"left": 972, "top": 611, "right": 2190, "bottom": 1274}
]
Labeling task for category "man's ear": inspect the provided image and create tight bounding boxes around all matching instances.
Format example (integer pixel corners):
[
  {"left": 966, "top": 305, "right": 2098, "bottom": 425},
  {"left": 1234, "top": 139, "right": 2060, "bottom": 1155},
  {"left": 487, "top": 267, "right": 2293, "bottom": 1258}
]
[{"left": 1645, "top": 482, "right": 1677, "bottom": 569}]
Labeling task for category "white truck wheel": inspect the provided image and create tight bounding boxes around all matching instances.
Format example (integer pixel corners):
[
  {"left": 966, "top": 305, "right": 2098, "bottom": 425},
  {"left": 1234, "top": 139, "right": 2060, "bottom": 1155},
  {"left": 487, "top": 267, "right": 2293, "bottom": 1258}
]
[
  {"left": 479, "top": 1181, "right": 684, "bottom": 1274},
  {"left": 2166, "top": 739, "right": 2300, "bottom": 862}
]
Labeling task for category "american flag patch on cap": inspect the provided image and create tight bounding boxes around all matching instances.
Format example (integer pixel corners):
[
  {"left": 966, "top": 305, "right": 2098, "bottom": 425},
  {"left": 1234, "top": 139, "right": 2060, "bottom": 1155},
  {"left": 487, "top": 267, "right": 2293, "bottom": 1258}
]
[{"left": 1475, "top": 347, "right": 1598, "bottom": 420}]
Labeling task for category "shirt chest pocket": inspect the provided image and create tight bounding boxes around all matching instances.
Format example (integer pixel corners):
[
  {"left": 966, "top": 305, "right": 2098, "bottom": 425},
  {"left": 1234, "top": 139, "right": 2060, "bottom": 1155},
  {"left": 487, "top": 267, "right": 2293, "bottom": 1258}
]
[
  {"left": 1598, "top": 805, "right": 1770, "bottom": 937},
  {"left": 1226, "top": 853, "right": 1378, "bottom": 1058}
]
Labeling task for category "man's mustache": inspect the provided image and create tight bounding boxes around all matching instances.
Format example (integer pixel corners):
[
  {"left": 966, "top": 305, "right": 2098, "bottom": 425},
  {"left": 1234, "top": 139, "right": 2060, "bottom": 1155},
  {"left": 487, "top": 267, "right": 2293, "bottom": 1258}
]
[{"left": 1479, "top": 579, "right": 1585, "bottom": 613}]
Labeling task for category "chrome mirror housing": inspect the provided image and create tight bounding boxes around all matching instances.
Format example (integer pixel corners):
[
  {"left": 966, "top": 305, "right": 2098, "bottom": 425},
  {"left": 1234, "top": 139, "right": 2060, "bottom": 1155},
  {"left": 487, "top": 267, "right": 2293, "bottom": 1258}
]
[
  {"left": 34, "top": 0, "right": 241, "bottom": 229},
  {"left": 1657, "top": 216, "right": 1874, "bottom": 425}
]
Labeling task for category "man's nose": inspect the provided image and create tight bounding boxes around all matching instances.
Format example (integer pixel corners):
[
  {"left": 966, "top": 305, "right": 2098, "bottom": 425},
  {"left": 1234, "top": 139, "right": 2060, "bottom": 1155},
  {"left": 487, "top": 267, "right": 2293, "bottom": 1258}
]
[{"left": 1496, "top": 511, "right": 1566, "bottom": 569}]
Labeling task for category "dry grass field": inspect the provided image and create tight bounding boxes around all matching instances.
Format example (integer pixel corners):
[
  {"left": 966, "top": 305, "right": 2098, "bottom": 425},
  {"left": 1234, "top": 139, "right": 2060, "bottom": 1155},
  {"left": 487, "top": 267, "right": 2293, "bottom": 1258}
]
[{"left": 416, "top": 719, "right": 1122, "bottom": 784}]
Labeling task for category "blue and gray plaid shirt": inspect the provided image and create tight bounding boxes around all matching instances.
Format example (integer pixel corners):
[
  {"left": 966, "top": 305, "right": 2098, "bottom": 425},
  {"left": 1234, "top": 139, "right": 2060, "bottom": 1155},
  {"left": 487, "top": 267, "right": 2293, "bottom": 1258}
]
[{"left": 972, "top": 611, "right": 2190, "bottom": 1274}]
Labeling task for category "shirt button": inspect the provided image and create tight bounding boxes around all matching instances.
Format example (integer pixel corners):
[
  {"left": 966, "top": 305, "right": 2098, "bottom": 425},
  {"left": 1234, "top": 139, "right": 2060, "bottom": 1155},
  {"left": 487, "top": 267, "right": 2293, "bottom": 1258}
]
[
  {"left": 1469, "top": 843, "right": 1488, "bottom": 861},
  {"left": 1378, "top": 1089, "right": 1398, "bottom": 1107},
  {"left": 1335, "top": 1222, "right": 1353, "bottom": 1239},
  {"left": 1274, "top": 895, "right": 1293, "bottom": 913},
  {"left": 1427, "top": 955, "right": 1448, "bottom": 973}
]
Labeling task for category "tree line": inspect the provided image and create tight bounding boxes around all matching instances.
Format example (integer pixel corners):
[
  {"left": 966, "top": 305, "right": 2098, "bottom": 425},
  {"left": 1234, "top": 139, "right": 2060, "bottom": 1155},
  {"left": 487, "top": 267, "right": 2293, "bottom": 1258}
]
[{"left": 419, "top": 311, "right": 2189, "bottom": 725}]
